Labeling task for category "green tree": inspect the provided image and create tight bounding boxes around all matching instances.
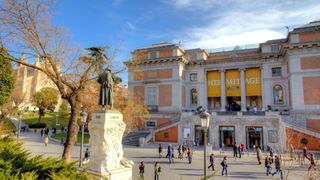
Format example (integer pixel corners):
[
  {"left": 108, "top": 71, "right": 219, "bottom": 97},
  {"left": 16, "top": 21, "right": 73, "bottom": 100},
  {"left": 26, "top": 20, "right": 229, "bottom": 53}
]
[
  {"left": 33, "top": 88, "right": 58, "bottom": 122},
  {"left": 59, "top": 100, "right": 69, "bottom": 118},
  {"left": 0, "top": 48, "right": 14, "bottom": 106}
]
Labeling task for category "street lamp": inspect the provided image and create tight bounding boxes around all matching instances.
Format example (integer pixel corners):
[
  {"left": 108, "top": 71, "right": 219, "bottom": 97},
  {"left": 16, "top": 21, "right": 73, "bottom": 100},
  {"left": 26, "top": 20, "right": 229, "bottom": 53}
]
[
  {"left": 79, "top": 110, "right": 87, "bottom": 167},
  {"left": 17, "top": 111, "right": 23, "bottom": 141},
  {"left": 199, "top": 110, "right": 210, "bottom": 180}
]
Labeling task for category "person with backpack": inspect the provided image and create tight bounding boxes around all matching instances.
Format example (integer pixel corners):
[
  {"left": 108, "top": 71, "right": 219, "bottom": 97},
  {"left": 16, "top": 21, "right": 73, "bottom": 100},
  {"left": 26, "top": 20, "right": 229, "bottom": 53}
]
[
  {"left": 139, "top": 161, "right": 145, "bottom": 178},
  {"left": 265, "top": 155, "right": 272, "bottom": 176},
  {"left": 154, "top": 162, "right": 161, "bottom": 180},
  {"left": 207, "top": 152, "right": 215, "bottom": 171},
  {"left": 221, "top": 156, "right": 228, "bottom": 176},
  {"left": 272, "top": 155, "right": 283, "bottom": 179}
]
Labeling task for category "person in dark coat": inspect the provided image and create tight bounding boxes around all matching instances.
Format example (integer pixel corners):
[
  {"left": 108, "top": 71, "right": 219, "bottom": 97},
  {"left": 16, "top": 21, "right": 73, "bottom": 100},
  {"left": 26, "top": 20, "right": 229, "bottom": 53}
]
[
  {"left": 158, "top": 144, "right": 163, "bottom": 158},
  {"left": 208, "top": 153, "right": 215, "bottom": 171},
  {"left": 187, "top": 147, "right": 193, "bottom": 164},
  {"left": 233, "top": 143, "right": 238, "bottom": 157},
  {"left": 237, "top": 144, "right": 241, "bottom": 158},
  {"left": 139, "top": 161, "right": 145, "bottom": 178},
  {"left": 272, "top": 155, "right": 283, "bottom": 179}
]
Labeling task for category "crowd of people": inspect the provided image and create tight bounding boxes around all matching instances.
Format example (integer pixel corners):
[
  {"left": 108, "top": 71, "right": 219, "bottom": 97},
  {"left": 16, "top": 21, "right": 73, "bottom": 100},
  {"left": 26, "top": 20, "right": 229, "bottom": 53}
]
[{"left": 136, "top": 143, "right": 318, "bottom": 179}]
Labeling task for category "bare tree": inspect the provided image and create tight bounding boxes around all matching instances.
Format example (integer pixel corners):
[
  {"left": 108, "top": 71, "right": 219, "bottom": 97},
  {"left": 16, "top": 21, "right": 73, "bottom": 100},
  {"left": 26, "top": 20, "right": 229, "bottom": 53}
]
[{"left": 0, "top": 0, "right": 109, "bottom": 162}]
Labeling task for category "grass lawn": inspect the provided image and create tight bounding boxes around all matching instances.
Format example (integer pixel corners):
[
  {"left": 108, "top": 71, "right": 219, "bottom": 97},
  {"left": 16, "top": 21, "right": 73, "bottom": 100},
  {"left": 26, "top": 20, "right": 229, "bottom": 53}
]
[
  {"left": 51, "top": 133, "right": 90, "bottom": 144},
  {"left": 22, "top": 111, "right": 70, "bottom": 130},
  {"left": 0, "top": 120, "right": 16, "bottom": 135}
]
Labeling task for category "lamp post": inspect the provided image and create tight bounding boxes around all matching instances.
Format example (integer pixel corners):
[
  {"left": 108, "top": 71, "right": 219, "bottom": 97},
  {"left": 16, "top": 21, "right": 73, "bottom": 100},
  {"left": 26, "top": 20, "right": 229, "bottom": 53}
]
[
  {"left": 79, "top": 110, "right": 87, "bottom": 167},
  {"left": 17, "top": 111, "right": 23, "bottom": 141},
  {"left": 200, "top": 110, "right": 210, "bottom": 180}
]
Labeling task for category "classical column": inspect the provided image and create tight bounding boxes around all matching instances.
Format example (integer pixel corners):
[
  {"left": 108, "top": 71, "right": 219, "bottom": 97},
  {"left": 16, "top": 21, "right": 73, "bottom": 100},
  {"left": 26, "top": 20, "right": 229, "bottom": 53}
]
[
  {"left": 260, "top": 66, "right": 266, "bottom": 111},
  {"left": 240, "top": 68, "right": 246, "bottom": 111},
  {"left": 220, "top": 70, "right": 226, "bottom": 111}
]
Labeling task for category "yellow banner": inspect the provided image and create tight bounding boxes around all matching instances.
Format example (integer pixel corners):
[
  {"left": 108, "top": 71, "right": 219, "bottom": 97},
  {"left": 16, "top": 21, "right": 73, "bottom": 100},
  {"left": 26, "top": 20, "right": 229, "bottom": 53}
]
[
  {"left": 226, "top": 70, "right": 241, "bottom": 96},
  {"left": 246, "top": 68, "right": 261, "bottom": 96},
  {"left": 207, "top": 71, "right": 221, "bottom": 97}
]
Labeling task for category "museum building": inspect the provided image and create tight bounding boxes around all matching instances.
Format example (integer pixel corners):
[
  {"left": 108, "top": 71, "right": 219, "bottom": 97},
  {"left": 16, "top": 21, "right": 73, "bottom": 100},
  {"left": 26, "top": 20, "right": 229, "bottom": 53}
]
[{"left": 124, "top": 20, "right": 320, "bottom": 150}]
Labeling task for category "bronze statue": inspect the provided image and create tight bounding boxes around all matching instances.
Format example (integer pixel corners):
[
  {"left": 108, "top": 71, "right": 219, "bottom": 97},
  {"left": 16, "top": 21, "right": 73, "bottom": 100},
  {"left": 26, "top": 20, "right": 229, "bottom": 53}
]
[{"left": 98, "top": 67, "right": 114, "bottom": 109}]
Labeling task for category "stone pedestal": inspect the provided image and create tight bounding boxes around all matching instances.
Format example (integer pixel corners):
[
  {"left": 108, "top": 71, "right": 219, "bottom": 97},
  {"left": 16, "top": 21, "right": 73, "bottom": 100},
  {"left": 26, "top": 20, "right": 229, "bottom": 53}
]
[{"left": 88, "top": 110, "right": 133, "bottom": 180}]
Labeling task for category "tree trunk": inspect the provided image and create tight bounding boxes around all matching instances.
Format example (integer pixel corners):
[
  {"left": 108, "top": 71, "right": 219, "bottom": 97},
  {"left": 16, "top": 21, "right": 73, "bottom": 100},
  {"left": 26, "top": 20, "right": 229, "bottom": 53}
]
[{"left": 62, "top": 94, "right": 81, "bottom": 162}]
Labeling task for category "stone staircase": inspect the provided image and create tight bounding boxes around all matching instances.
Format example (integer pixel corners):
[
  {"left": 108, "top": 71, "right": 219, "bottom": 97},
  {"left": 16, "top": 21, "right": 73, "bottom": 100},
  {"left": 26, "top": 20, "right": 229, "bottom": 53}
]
[{"left": 122, "top": 131, "right": 150, "bottom": 146}]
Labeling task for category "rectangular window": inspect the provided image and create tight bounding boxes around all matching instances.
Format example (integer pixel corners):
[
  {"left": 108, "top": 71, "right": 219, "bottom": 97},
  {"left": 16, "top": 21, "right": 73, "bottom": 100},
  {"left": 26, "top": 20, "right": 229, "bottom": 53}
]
[
  {"left": 145, "top": 120, "right": 156, "bottom": 128},
  {"left": 149, "top": 51, "right": 157, "bottom": 59},
  {"left": 190, "top": 73, "right": 197, "bottom": 81},
  {"left": 272, "top": 67, "right": 282, "bottom": 77},
  {"left": 271, "top": 45, "right": 280, "bottom": 53},
  {"left": 147, "top": 87, "right": 156, "bottom": 105}
]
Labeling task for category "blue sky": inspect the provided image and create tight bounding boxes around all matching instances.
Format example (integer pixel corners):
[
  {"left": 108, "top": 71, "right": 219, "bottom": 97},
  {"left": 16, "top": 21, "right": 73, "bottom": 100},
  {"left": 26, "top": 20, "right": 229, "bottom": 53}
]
[{"left": 53, "top": 0, "right": 320, "bottom": 84}]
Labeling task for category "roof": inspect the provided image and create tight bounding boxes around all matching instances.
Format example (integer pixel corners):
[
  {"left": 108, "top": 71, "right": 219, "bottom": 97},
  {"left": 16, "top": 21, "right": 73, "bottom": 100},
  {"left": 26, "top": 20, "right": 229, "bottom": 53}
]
[
  {"left": 293, "top": 19, "right": 320, "bottom": 32},
  {"left": 133, "top": 42, "right": 177, "bottom": 52},
  {"left": 264, "top": 38, "right": 287, "bottom": 44}
]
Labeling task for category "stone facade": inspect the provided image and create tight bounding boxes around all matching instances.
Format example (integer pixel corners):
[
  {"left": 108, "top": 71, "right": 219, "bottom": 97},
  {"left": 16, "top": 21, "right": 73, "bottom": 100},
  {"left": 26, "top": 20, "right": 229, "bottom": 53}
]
[
  {"left": 125, "top": 20, "right": 320, "bottom": 150},
  {"left": 12, "top": 55, "right": 60, "bottom": 110}
]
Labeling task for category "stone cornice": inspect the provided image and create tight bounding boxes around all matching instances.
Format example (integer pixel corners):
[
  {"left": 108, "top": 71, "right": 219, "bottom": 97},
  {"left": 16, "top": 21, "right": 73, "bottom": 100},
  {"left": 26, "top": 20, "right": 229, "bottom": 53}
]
[
  {"left": 282, "top": 42, "right": 320, "bottom": 51},
  {"left": 124, "top": 56, "right": 188, "bottom": 67}
]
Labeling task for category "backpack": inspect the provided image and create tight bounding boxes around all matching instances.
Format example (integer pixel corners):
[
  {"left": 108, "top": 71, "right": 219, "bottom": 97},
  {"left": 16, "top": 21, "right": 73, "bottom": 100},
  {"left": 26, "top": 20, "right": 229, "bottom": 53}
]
[
  {"left": 158, "top": 166, "right": 161, "bottom": 172},
  {"left": 220, "top": 160, "right": 224, "bottom": 166}
]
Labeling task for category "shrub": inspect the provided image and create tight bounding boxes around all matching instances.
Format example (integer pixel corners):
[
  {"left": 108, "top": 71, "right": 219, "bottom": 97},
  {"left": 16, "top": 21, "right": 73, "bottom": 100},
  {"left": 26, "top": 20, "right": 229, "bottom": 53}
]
[
  {"left": 0, "top": 137, "right": 89, "bottom": 179},
  {"left": 28, "top": 123, "right": 46, "bottom": 129}
]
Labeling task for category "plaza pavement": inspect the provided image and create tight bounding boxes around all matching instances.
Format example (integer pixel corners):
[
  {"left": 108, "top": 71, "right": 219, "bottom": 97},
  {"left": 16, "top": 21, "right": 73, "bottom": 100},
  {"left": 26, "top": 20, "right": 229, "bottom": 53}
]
[{"left": 19, "top": 132, "right": 317, "bottom": 180}]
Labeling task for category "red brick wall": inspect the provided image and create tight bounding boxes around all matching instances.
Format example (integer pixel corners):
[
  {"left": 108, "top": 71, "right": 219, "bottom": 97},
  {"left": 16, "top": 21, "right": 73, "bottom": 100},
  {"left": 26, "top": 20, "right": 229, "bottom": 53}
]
[
  {"left": 159, "top": 48, "right": 172, "bottom": 58},
  {"left": 133, "top": 69, "right": 172, "bottom": 81},
  {"left": 299, "top": 31, "right": 320, "bottom": 43},
  {"left": 155, "top": 125, "right": 178, "bottom": 142},
  {"left": 301, "top": 56, "right": 320, "bottom": 70},
  {"left": 286, "top": 128, "right": 320, "bottom": 150},
  {"left": 303, "top": 76, "right": 320, "bottom": 105},
  {"left": 159, "top": 84, "right": 172, "bottom": 107},
  {"left": 306, "top": 119, "right": 320, "bottom": 132}
]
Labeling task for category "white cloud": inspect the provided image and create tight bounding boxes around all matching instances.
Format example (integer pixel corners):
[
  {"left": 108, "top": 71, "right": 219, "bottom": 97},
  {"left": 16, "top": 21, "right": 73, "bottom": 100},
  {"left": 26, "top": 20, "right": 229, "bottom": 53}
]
[
  {"left": 126, "top": 21, "right": 137, "bottom": 31},
  {"left": 171, "top": 0, "right": 320, "bottom": 49}
]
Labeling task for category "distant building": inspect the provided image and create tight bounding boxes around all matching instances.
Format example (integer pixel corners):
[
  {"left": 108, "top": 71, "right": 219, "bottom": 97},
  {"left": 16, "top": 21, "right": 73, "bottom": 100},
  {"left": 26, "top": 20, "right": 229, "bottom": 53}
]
[
  {"left": 125, "top": 20, "right": 320, "bottom": 150},
  {"left": 12, "top": 55, "right": 60, "bottom": 110}
]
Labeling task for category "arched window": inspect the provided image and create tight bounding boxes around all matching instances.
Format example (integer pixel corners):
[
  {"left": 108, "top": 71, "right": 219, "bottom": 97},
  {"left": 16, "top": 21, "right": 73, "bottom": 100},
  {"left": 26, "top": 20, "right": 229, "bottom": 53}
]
[
  {"left": 191, "top": 88, "right": 198, "bottom": 105},
  {"left": 273, "top": 84, "right": 283, "bottom": 104}
]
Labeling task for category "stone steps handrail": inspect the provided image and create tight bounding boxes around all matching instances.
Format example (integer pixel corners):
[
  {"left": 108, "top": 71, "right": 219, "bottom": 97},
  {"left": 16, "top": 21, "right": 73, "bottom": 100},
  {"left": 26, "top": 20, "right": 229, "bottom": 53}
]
[{"left": 284, "top": 122, "right": 320, "bottom": 138}]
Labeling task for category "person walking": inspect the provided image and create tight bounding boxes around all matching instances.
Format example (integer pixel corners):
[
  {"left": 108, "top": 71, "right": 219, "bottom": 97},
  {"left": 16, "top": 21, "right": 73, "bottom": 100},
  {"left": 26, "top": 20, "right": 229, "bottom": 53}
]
[
  {"left": 256, "top": 147, "right": 262, "bottom": 165},
  {"left": 269, "top": 146, "right": 274, "bottom": 163},
  {"left": 139, "top": 161, "right": 145, "bottom": 178},
  {"left": 208, "top": 153, "right": 215, "bottom": 171},
  {"left": 289, "top": 144, "right": 295, "bottom": 160},
  {"left": 84, "top": 148, "right": 90, "bottom": 164},
  {"left": 158, "top": 144, "right": 163, "bottom": 158},
  {"left": 308, "top": 154, "right": 317, "bottom": 171},
  {"left": 154, "top": 162, "right": 161, "bottom": 180},
  {"left": 265, "top": 155, "right": 272, "bottom": 176},
  {"left": 272, "top": 155, "right": 283, "bottom": 179},
  {"left": 240, "top": 143, "right": 245, "bottom": 155},
  {"left": 44, "top": 135, "right": 49, "bottom": 146},
  {"left": 40, "top": 129, "right": 44, "bottom": 137},
  {"left": 177, "top": 144, "right": 182, "bottom": 159},
  {"left": 233, "top": 143, "right": 238, "bottom": 157},
  {"left": 187, "top": 147, "right": 193, "bottom": 164},
  {"left": 167, "top": 144, "right": 173, "bottom": 164},
  {"left": 237, "top": 144, "right": 241, "bottom": 158},
  {"left": 303, "top": 146, "right": 308, "bottom": 162},
  {"left": 182, "top": 143, "right": 187, "bottom": 158},
  {"left": 221, "top": 156, "right": 228, "bottom": 176}
]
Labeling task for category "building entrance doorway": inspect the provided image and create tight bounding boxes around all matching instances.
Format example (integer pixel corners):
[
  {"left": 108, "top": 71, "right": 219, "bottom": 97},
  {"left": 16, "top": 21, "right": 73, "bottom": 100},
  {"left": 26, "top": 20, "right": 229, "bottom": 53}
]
[
  {"left": 246, "top": 126, "right": 263, "bottom": 149},
  {"left": 219, "top": 126, "right": 235, "bottom": 148},
  {"left": 226, "top": 96, "right": 241, "bottom": 111},
  {"left": 194, "top": 125, "right": 209, "bottom": 146}
]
